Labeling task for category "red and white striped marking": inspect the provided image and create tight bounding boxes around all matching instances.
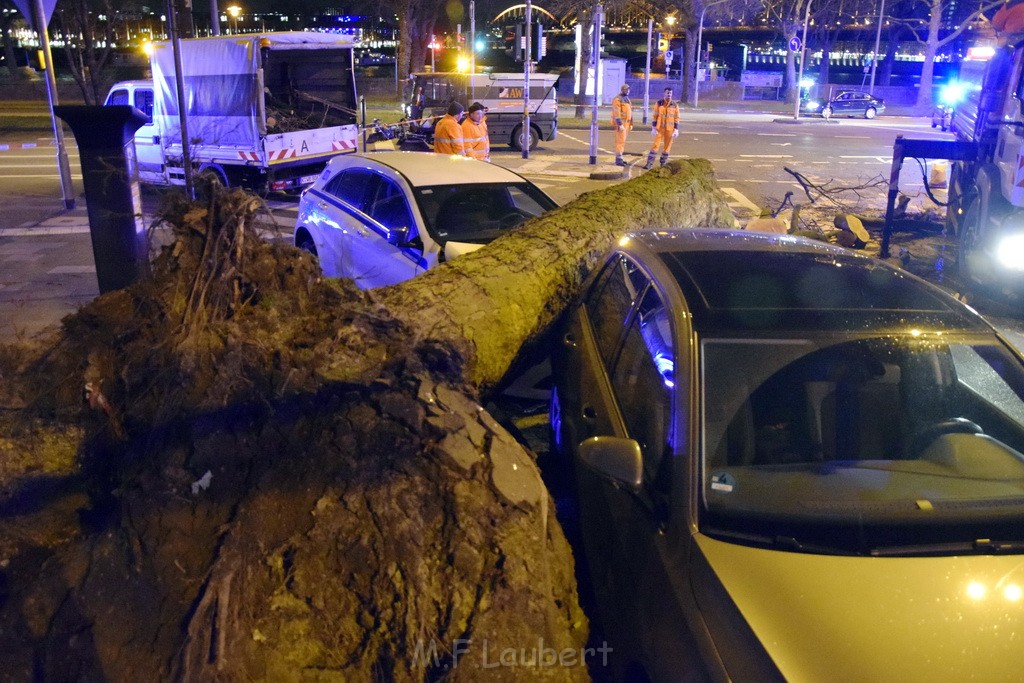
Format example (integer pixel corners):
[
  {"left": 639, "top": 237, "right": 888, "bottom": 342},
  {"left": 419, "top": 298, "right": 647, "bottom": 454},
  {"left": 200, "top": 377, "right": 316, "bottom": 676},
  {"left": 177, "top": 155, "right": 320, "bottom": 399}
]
[
  {"left": 332, "top": 139, "right": 356, "bottom": 151},
  {"left": 237, "top": 151, "right": 261, "bottom": 161},
  {"left": 267, "top": 148, "right": 298, "bottom": 161}
]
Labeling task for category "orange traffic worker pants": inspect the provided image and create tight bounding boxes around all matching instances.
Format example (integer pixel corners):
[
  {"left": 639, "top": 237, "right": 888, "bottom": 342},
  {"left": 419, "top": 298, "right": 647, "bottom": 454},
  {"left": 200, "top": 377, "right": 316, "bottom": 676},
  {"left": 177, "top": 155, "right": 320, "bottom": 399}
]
[
  {"left": 615, "top": 124, "right": 631, "bottom": 155},
  {"left": 649, "top": 128, "right": 675, "bottom": 155}
]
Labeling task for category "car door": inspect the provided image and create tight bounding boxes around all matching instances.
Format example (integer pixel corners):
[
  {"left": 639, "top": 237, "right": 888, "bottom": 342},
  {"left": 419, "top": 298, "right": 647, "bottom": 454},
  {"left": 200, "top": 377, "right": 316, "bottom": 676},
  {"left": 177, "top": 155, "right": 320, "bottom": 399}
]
[
  {"left": 358, "top": 176, "right": 427, "bottom": 286},
  {"left": 835, "top": 92, "right": 854, "bottom": 115},
  {"left": 131, "top": 87, "right": 163, "bottom": 182},
  {"left": 313, "top": 168, "right": 379, "bottom": 279}
]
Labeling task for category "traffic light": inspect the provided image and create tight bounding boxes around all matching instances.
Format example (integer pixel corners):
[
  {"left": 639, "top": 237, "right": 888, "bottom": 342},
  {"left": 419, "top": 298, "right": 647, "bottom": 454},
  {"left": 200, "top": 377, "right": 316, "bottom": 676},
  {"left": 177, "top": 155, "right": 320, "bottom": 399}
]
[
  {"left": 653, "top": 31, "right": 662, "bottom": 57},
  {"left": 534, "top": 22, "right": 547, "bottom": 61},
  {"left": 513, "top": 24, "right": 526, "bottom": 61},
  {"left": 599, "top": 30, "right": 612, "bottom": 58}
]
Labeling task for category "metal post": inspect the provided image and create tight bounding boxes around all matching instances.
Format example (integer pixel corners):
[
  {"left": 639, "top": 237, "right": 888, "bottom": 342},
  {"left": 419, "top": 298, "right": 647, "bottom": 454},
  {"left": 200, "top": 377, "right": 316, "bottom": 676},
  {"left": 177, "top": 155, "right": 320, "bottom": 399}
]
[
  {"left": 166, "top": 0, "right": 195, "bottom": 199},
  {"left": 31, "top": 0, "right": 75, "bottom": 209},
  {"left": 210, "top": 0, "right": 220, "bottom": 35},
  {"left": 792, "top": 0, "right": 813, "bottom": 120},
  {"left": 869, "top": 0, "right": 886, "bottom": 95},
  {"left": 361, "top": 96, "right": 367, "bottom": 153},
  {"left": 644, "top": 17, "right": 652, "bottom": 124},
  {"left": 589, "top": 3, "right": 602, "bottom": 165},
  {"left": 470, "top": 0, "right": 476, "bottom": 76},
  {"left": 523, "top": 0, "right": 532, "bottom": 159},
  {"left": 695, "top": 8, "right": 707, "bottom": 108}
]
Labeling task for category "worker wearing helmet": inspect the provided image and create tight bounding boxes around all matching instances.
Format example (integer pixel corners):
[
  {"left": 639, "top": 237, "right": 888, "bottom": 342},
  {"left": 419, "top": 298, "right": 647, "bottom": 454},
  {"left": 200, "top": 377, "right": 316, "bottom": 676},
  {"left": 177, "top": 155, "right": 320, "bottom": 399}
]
[
  {"left": 462, "top": 102, "right": 490, "bottom": 162},
  {"left": 434, "top": 102, "right": 466, "bottom": 155},
  {"left": 644, "top": 87, "right": 680, "bottom": 169},
  {"left": 610, "top": 83, "right": 633, "bottom": 167}
]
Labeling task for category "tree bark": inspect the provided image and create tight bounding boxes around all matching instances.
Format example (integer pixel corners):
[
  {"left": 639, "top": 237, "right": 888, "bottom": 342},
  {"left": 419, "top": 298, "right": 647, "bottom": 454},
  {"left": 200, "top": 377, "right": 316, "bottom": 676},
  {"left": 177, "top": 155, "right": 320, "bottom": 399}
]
[{"left": 0, "top": 162, "right": 734, "bottom": 679}]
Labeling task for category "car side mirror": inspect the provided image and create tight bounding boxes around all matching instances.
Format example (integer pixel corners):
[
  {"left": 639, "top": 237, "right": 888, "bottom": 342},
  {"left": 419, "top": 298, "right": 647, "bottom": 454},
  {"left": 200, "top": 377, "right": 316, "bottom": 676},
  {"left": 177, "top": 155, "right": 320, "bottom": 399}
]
[
  {"left": 578, "top": 436, "right": 643, "bottom": 492},
  {"left": 389, "top": 225, "right": 416, "bottom": 248}
]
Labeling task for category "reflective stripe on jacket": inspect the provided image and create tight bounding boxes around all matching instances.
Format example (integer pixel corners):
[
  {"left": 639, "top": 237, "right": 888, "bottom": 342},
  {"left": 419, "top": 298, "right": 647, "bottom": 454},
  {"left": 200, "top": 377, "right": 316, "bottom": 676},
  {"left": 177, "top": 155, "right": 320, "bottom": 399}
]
[
  {"left": 462, "top": 117, "right": 490, "bottom": 161},
  {"left": 652, "top": 99, "right": 680, "bottom": 131},
  {"left": 434, "top": 115, "right": 465, "bottom": 155},
  {"left": 611, "top": 95, "right": 633, "bottom": 128}
]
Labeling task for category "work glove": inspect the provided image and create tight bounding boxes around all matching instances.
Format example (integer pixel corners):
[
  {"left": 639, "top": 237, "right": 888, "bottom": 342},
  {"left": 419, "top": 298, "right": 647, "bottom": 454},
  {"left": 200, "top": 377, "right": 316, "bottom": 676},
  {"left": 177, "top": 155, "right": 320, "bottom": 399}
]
[
  {"left": 651, "top": 128, "right": 658, "bottom": 137},
  {"left": 672, "top": 129, "right": 679, "bottom": 138}
]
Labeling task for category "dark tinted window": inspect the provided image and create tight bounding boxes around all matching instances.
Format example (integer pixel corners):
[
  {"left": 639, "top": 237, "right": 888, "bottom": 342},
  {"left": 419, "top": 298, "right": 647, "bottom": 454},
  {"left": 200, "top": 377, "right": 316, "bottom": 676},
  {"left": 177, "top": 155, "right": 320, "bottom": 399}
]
[
  {"left": 585, "top": 255, "right": 646, "bottom": 369},
  {"left": 134, "top": 89, "right": 154, "bottom": 119},
  {"left": 611, "top": 285, "right": 674, "bottom": 486},
  {"left": 326, "top": 169, "right": 380, "bottom": 213},
  {"left": 369, "top": 178, "right": 416, "bottom": 235},
  {"left": 413, "top": 182, "right": 555, "bottom": 244},
  {"left": 107, "top": 89, "right": 129, "bottom": 106}
]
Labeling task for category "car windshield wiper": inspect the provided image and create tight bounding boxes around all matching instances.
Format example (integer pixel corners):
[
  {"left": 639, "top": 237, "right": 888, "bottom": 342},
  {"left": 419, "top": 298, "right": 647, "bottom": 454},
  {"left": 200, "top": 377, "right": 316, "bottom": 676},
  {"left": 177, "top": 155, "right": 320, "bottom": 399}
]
[
  {"left": 871, "top": 538, "right": 1024, "bottom": 557},
  {"left": 703, "top": 527, "right": 860, "bottom": 556}
]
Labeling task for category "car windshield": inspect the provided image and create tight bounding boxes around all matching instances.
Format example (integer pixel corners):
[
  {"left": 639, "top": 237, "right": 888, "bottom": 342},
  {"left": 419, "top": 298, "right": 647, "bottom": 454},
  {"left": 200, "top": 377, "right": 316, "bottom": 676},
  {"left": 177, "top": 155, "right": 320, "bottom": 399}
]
[
  {"left": 413, "top": 182, "right": 556, "bottom": 244},
  {"left": 701, "top": 333, "right": 1024, "bottom": 555}
]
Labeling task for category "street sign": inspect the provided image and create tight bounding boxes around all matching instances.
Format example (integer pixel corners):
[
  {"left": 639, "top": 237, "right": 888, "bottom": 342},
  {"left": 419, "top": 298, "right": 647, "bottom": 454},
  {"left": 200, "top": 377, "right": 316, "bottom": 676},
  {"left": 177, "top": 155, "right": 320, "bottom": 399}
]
[
  {"left": 11, "top": 0, "right": 57, "bottom": 30},
  {"left": 788, "top": 36, "right": 802, "bottom": 52},
  {"left": 664, "top": 49, "right": 674, "bottom": 66}
]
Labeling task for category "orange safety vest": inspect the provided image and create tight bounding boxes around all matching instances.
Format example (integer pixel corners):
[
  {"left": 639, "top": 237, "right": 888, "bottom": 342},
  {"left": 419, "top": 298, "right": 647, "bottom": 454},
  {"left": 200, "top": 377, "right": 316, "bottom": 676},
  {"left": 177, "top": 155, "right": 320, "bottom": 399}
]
[
  {"left": 462, "top": 117, "right": 490, "bottom": 161},
  {"left": 434, "top": 114, "right": 465, "bottom": 155},
  {"left": 611, "top": 94, "right": 633, "bottom": 128},
  {"left": 652, "top": 98, "right": 680, "bottom": 132}
]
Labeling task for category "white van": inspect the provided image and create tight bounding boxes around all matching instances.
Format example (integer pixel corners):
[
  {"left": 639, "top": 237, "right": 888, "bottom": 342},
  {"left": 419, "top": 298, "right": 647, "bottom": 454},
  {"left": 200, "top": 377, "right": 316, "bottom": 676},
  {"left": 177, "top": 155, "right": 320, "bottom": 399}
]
[{"left": 406, "top": 72, "right": 558, "bottom": 151}]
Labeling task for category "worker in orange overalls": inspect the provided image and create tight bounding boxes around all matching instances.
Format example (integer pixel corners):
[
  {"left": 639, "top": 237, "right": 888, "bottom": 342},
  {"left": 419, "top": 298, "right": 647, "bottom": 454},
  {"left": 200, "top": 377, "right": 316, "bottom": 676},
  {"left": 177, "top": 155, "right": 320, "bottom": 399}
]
[
  {"left": 462, "top": 102, "right": 490, "bottom": 162},
  {"left": 433, "top": 102, "right": 466, "bottom": 155},
  {"left": 644, "top": 87, "right": 680, "bottom": 169},
  {"left": 610, "top": 83, "right": 633, "bottom": 167}
]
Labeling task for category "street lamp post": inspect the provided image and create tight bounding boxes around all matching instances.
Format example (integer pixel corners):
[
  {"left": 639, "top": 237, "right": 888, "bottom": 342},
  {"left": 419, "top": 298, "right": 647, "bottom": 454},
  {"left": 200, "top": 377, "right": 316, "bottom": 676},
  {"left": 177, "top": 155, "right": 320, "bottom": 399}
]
[
  {"left": 210, "top": 0, "right": 220, "bottom": 35},
  {"left": 694, "top": 0, "right": 730, "bottom": 109},
  {"left": 792, "top": 0, "right": 812, "bottom": 120},
  {"left": 227, "top": 5, "right": 240, "bottom": 34},
  {"left": 868, "top": 0, "right": 886, "bottom": 95}
]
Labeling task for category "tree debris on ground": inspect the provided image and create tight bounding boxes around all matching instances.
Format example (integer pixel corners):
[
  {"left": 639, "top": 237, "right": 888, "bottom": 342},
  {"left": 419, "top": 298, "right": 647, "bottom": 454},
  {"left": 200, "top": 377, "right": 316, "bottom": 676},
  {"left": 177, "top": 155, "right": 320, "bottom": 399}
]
[{"left": 0, "top": 160, "right": 733, "bottom": 680}]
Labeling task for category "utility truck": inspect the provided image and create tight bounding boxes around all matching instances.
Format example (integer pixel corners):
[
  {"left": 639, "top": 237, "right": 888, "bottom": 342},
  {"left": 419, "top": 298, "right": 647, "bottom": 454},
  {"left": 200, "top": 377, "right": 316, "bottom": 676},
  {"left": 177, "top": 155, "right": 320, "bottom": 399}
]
[
  {"left": 104, "top": 31, "right": 359, "bottom": 194},
  {"left": 945, "top": 38, "right": 1024, "bottom": 294},
  {"left": 403, "top": 72, "right": 558, "bottom": 151}
]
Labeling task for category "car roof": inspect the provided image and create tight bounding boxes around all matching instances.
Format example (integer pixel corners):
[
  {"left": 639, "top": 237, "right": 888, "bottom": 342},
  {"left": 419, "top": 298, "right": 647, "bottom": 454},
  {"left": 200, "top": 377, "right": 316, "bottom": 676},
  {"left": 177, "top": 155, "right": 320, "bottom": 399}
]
[
  {"left": 330, "top": 152, "right": 531, "bottom": 187},
  {"left": 620, "top": 229, "right": 989, "bottom": 334}
]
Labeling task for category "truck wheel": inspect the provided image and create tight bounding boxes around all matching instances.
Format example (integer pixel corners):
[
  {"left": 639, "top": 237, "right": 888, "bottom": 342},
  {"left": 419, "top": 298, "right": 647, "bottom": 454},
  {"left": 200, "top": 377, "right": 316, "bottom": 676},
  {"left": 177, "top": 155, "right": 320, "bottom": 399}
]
[
  {"left": 957, "top": 195, "right": 982, "bottom": 282},
  {"left": 864, "top": 107, "right": 876, "bottom": 120},
  {"left": 511, "top": 124, "right": 540, "bottom": 151}
]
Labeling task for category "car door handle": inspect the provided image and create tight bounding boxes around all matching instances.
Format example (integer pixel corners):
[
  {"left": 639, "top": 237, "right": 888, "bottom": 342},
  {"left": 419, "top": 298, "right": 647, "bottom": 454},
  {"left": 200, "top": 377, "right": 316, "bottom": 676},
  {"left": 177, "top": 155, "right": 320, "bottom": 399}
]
[
  {"left": 562, "top": 332, "right": 577, "bottom": 348},
  {"left": 581, "top": 405, "right": 597, "bottom": 421}
]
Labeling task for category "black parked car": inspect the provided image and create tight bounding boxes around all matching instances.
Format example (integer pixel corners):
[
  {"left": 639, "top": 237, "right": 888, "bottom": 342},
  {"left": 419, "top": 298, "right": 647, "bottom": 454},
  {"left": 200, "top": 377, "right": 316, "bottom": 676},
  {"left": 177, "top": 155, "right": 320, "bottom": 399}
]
[{"left": 802, "top": 90, "right": 886, "bottom": 119}]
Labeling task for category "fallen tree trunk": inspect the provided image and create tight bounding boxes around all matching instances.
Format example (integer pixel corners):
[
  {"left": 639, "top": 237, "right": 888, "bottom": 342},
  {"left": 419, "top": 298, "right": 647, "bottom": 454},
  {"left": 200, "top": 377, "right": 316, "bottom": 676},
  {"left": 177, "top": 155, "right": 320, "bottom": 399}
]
[{"left": 0, "top": 161, "right": 733, "bottom": 680}]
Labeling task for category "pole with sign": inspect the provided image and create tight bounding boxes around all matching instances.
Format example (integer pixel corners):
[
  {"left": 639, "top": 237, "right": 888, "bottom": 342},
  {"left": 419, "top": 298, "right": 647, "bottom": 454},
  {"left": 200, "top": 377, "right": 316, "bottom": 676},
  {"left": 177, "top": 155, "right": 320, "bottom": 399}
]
[
  {"left": 13, "top": 0, "right": 75, "bottom": 209},
  {"left": 792, "top": 0, "right": 812, "bottom": 121},
  {"left": 523, "top": 0, "right": 532, "bottom": 159}
]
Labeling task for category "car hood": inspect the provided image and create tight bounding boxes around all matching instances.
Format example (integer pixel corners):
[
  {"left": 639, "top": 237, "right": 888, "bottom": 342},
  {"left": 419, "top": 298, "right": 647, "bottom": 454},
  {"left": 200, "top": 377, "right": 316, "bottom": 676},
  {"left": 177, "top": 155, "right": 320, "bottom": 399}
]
[
  {"left": 695, "top": 534, "right": 1024, "bottom": 680},
  {"left": 444, "top": 240, "right": 485, "bottom": 261}
]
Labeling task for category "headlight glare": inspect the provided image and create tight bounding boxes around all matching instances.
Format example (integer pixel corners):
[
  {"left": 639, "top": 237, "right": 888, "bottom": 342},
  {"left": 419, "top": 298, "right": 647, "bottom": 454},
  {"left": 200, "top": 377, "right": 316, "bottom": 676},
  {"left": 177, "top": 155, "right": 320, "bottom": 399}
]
[{"left": 995, "top": 233, "right": 1024, "bottom": 270}]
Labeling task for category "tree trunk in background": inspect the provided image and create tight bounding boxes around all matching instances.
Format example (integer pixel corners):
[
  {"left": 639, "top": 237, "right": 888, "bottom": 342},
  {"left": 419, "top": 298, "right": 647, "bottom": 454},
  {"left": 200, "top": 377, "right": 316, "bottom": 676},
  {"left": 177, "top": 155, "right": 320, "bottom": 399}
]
[
  {"left": 2, "top": 12, "right": 20, "bottom": 77},
  {"left": 0, "top": 162, "right": 735, "bottom": 680},
  {"left": 915, "top": 0, "right": 942, "bottom": 109},
  {"left": 880, "top": 29, "right": 900, "bottom": 87},
  {"left": 818, "top": 35, "right": 832, "bottom": 89},
  {"left": 682, "top": 26, "right": 696, "bottom": 105}
]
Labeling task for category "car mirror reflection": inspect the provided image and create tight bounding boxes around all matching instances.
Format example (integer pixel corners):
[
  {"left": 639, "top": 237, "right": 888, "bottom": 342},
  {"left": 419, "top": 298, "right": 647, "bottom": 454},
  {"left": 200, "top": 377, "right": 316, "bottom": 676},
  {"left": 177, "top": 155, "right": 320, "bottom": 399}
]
[{"left": 578, "top": 436, "right": 643, "bottom": 492}]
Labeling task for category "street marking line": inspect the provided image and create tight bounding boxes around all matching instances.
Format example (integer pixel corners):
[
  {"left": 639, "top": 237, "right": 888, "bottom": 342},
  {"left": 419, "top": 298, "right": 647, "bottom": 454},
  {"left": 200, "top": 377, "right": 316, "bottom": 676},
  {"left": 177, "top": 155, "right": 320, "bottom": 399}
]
[
  {"left": 756, "top": 133, "right": 797, "bottom": 137},
  {"left": 835, "top": 135, "right": 870, "bottom": 139},
  {"left": 740, "top": 154, "right": 793, "bottom": 158},
  {"left": 48, "top": 265, "right": 96, "bottom": 274},
  {"left": 720, "top": 187, "right": 760, "bottom": 211},
  {"left": 557, "top": 131, "right": 616, "bottom": 155},
  {"left": 1, "top": 226, "right": 91, "bottom": 236}
]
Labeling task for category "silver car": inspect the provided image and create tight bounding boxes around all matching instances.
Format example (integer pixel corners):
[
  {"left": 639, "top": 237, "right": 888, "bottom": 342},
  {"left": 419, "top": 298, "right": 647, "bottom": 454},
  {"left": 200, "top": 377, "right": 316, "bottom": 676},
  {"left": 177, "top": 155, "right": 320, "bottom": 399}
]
[
  {"left": 552, "top": 229, "right": 1024, "bottom": 681},
  {"left": 294, "top": 152, "right": 556, "bottom": 288}
]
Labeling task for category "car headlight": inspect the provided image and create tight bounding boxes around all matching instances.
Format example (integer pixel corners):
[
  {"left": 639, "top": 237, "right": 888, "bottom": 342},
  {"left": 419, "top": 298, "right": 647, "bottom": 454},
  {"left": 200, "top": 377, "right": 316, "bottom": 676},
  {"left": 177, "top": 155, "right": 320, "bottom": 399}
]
[
  {"left": 995, "top": 233, "right": 1024, "bottom": 270},
  {"left": 803, "top": 100, "right": 819, "bottom": 110}
]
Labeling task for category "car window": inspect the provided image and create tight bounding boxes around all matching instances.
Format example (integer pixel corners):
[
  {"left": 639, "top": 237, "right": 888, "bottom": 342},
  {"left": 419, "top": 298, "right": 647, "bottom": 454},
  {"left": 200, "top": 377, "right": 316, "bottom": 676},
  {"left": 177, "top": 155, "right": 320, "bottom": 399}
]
[
  {"left": 134, "top": 89, "right": 154, "bottom": 120},
  {"left": 701, "top": 334, "right": 1024, "bottom": 554},
  {"left": 326, "top": 169, "right": 380, "bottom": 213},
  {"left": 107, "top": 89, "right": 129, "bottom": 106},
  {"left": 369, "top": 178, "right": 416, "bottom": 237},
  {"left": 585, "top": 254, "right": 647, "bottom": 369},
  {"left": 413, "top": 182, "right": 555, "bottom": 244},
  {"left": 611, "top": 285, "right": 674, "bottom": 489}
]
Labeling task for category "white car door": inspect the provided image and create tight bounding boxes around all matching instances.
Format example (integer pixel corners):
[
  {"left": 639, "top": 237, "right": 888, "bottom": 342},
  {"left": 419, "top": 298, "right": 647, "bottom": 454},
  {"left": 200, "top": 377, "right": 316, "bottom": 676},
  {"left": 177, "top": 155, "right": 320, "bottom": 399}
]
[
  {"left": 131, "top": 87, "right": 164, "bottom": 183},
  {"left": 354, "top": 175, "right": 426, "bottom": 287}
]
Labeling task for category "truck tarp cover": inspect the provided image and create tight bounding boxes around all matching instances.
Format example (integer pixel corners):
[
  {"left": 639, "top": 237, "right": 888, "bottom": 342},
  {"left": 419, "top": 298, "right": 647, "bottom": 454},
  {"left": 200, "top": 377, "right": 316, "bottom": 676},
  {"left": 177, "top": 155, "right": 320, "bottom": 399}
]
[{"left": 151, "top": 32, "right": 355, "bottom": 149}]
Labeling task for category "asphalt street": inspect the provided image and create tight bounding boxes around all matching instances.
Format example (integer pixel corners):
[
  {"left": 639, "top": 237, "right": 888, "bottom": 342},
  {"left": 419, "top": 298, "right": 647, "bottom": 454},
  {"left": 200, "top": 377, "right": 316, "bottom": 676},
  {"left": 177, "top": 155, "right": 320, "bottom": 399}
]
[{"left": 1, "top": 110, "right": 1022, "bottom": 347}]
